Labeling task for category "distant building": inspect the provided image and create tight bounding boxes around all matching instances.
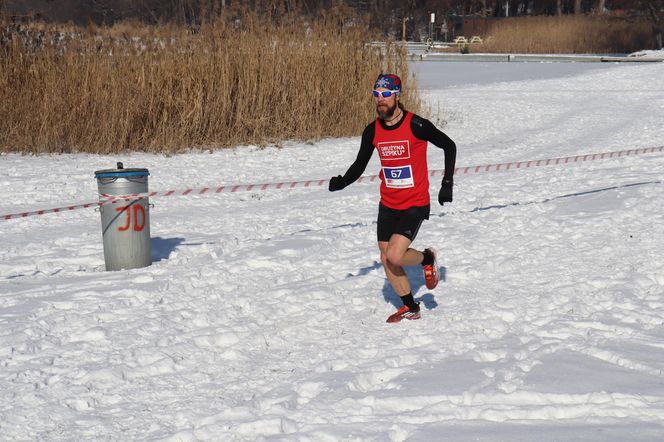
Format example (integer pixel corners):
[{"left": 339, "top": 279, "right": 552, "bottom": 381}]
[{"left": 448, "top": 15, "right": 501, "bottom": 40}]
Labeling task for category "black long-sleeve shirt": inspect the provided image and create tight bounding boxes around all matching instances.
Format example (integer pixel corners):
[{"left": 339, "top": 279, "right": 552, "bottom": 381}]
[{"left": 342, "top": 111, "right": 457, "bottom": 185}]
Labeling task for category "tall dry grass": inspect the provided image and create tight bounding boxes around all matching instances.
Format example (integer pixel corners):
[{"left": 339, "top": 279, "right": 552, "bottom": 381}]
[
  {"left": 479, "top": 15, "right": 655, "bottom": 54},
  {"left": 0, "top": 14, "right": 419, "bottom": 154}
]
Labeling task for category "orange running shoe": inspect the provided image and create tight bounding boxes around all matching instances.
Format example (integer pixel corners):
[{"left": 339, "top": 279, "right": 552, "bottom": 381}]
[
  {"left": 422, "top": 248, "right": 439, "bottom": 290},
  {"left": 386, "top": 303, "right": 421, "bottom": 323}
]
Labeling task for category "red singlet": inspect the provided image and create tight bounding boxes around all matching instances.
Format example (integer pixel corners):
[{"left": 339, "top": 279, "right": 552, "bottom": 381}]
[{"left": 373, "top": 112, "right": 430, "bottom": 210}]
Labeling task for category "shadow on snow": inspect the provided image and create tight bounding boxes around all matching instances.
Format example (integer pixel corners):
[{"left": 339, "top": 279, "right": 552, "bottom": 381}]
[{"left": 347, "top": 259, "right": 444, "bottom": 310}]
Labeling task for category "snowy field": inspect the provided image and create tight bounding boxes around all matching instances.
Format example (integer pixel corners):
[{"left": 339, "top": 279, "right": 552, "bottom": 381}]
[{"left": 2, "top": 58, "right": 664, "bottom": 440}]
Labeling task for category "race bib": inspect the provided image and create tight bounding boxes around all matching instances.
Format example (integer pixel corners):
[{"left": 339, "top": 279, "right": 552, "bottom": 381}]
[{"left": 383, "top": 165, "right": 414, "bottom": 188}]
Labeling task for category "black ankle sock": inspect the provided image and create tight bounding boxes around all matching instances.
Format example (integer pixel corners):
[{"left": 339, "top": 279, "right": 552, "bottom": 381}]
[
  {"left": 421, "top": 249, "right": 434, "bottom": 266},
  {"left": 401, "top": 293, "right": 417, "bottom": 309}
]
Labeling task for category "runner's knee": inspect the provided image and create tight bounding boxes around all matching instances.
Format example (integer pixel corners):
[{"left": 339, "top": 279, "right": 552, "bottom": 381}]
[
  {"left": 380, "top": 250, "right": 390, "bottom": 267},
  {"left": 385, "top": 247, "right": 406, "bottom": 267}
]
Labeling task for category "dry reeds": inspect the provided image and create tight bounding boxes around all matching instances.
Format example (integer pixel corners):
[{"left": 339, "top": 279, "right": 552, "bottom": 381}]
[
  {"left": 0, "top": 13, "right": 419, "bottom": 154},
  {"left": 478, "top": 15, "right": 655, "bottom": 54}
]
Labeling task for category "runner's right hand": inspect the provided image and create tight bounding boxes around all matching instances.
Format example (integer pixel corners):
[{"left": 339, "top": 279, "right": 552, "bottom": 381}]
[{"left": 329, "top": 175, "right": 346, "bottom": 191}]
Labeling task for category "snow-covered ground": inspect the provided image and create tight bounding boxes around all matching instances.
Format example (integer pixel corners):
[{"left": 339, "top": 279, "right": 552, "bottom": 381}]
[
  {"left": 630, "top": 48, "right": 664, "bottom": 59},
  {"left": 1, "top": 59, "right": 664, "bottom": 440}
]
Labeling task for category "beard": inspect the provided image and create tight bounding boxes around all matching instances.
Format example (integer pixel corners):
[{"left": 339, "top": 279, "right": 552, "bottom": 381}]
[{"left": 376, "top": 101, "right": 398, "bottom": 120}]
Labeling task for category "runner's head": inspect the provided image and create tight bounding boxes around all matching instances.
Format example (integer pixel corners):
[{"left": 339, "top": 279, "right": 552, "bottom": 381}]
[
  {"left": 373, "top": 74, "right": 401, "bottom": 96},
  {"left": 373, "top": 74, "right": 402, "bottom": 120}
]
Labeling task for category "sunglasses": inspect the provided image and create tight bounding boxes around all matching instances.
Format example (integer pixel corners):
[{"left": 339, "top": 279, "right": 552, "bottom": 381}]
[{"left": 372, "top": 90, "right": 400, "bottom": 98}]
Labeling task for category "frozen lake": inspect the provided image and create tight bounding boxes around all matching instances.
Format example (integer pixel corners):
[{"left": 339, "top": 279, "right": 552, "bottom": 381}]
[{"left": 411, "top": 60, "right": 625, "bottom": 89}]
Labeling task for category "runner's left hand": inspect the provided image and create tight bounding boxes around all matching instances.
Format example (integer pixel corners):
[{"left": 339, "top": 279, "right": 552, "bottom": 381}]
[{"left": 438, "top": 179, "right": 453, "bottom": 205}]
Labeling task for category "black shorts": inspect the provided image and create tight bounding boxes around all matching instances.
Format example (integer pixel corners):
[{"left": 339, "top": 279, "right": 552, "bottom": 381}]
[{"left": 377, "top": 203, "right": 430, "bottom": 243}]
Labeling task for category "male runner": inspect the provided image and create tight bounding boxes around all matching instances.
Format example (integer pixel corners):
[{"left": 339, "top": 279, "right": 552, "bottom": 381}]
[{"left": 329, "top": 73, "right": 456, "bottom": 323}]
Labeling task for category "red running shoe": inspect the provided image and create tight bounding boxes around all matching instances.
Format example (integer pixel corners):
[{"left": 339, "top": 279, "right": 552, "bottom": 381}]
[
  {"left": 423, "top": 248, "right": 439, "bottom": 290},
  {"left": 386, "top": 303, "right": 421, "bottom": 323}
]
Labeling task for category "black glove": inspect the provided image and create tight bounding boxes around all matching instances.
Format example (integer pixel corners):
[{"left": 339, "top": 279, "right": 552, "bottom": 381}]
[
  {"left": 329, "top": 175, "right": 346, "bottom": 192},
  {"left": 438, "top": 178, "right": 453, "bottom": 205}
]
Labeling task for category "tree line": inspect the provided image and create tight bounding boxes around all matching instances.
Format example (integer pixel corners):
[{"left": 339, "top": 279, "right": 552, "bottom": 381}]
[
  {"left": 2, "top": 0, "right": 662, "bottom": 47},
  {"left": 2, "top": 1, "right": 662, "bottom": 24}
]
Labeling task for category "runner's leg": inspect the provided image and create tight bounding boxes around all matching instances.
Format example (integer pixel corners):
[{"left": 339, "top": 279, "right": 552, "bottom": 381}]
[
  {"left": 379, "top": 240, "right": 410, "bottom": 296},
  {"left": 379, "top": 234, "right": 424, "bottom": 296}
]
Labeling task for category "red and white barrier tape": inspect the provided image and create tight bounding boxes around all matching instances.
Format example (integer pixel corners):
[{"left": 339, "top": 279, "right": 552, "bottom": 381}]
[
  {"left": 98, "top": 146, "right": 664, "bottom": 201},
  {"left": 2, "top": 201, "right": 101, "bottom": 221},
  {"left": 0, "top": 198, "right": 143, "bottom": 221},
  {"left": 3, "top": 146, "right": 663, "bottom": 221}
]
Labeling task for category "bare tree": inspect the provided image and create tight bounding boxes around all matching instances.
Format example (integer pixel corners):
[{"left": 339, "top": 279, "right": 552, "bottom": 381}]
[
  {"left": 597, "top": 0, "right": 606, "bottom": 13},
  {"left": 646, "top": 0, "right": 664, "bottom": 48}
]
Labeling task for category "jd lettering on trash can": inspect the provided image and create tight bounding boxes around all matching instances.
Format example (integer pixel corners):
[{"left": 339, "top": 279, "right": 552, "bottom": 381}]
[{"left": 115, "top": 204, "right": 147, "bottom": 232}]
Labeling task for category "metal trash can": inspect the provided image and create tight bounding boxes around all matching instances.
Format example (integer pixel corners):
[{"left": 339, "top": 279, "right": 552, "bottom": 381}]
[{"left": 94, "top": 163, "right": 151, "bottom": 271}]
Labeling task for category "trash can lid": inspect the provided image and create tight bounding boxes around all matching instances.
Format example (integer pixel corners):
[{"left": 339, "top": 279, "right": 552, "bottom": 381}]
[{"left": 95, "top": 168, "right": 150, "bottom": 179}]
